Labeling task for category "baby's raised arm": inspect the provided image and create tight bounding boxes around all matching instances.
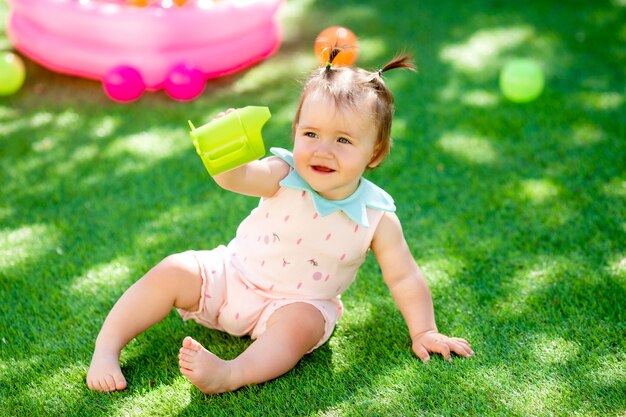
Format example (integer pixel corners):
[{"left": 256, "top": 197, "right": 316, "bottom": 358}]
[
  {"left": 209, "top": 109, "right": 290, "bottom": 198},
  {"left": 213, "top": 156, "right": 289, "bottom": 198},
  {"left": 371, "top": 212, "right": 474, "bottom": 362}
]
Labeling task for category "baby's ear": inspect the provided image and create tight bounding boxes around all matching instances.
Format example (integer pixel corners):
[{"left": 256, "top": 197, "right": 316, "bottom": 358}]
[
  {"left": 368, "top": 157, "right": 383, "bottom": 169},
  {"left": 367, "top": 142, "right": 387, "bottom": 168}
]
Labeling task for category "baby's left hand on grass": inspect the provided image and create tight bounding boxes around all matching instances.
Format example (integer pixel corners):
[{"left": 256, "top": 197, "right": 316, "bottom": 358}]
[{"left": 411, "top": 330, "right": 474, "bottom": 362}]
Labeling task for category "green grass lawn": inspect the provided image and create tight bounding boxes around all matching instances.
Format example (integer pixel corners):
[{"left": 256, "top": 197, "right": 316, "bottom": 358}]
[{"left": 1, "top": 0, "right": 625, "bottom": 415}]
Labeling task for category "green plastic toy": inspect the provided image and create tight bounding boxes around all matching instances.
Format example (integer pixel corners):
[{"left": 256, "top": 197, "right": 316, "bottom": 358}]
[{"left": 189, "top": 106, "right": 271, "bottom": 176}]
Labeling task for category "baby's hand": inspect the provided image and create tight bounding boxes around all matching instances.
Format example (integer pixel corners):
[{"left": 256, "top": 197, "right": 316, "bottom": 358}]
[
  {"left": 213, "top": 108, "right": 236, "bottom": 121},
  {"left": 411, "top": 330, "right": 474, "bottom": 362}
]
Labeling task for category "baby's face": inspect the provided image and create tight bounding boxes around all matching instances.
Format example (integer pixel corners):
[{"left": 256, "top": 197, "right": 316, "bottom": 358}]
[{"left": 292, "top": 93, "right": 379, "bottom": 200}]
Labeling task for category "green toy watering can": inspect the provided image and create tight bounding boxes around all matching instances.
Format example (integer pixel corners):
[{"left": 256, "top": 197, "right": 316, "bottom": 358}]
[{"left": 189, "top": 106, "right": 271, "bottom": 176}]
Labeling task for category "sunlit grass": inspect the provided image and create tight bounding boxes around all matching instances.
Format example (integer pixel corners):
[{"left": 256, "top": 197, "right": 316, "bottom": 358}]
[
  {"left": 571, "top": 122, "right": 607, "bottom": 147},
  {"left": 530, "top": 335, "right": 580, "bottom": 365},
  {"left": 0, "top": 224, "right": 60, "bottom": 270},
  {"left": 461, "top": 89, "right": 499, "bottom": 107},
  {"left": 519, "top": 178, "right": 559, "bottom": 203},
  {"left": 577, "top": 91, "right": 625, "bottom": 110},
  {"left": 440, "top": 26, "right": 535, "bottom": 73},
  {"left": 70, "top": 257, "right": 133, "bottom": 294},
  {"left": 356, "top": 38, "right": 387, "bottom": 63},
  {"left": 437, "top": 131, "right": 497, "bottom": 165}
]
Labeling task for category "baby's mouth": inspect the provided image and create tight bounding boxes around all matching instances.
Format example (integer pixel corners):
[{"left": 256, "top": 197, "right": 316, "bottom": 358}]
[{"left": 311, "top": 165, "right": 335, "bottom": 173}]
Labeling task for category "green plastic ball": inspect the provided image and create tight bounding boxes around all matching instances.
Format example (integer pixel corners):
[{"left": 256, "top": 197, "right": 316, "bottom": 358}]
[
  {"left": 499, "top": 59, "right": 545, "bottom": 103},
  {"left": 0, "top": 52, "right": 26, "bottom": 96}
]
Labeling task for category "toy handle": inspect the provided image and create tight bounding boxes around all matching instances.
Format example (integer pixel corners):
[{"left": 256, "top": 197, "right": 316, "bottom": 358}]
[
  {"left": 202, "top": 135, "right": 250, "bottom": 166},
  {"left": 189, "top": 120, "right": 202, "bottom": 156}
]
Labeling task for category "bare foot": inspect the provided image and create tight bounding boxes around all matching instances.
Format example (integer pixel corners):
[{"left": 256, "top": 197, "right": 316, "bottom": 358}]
[
  {"left": 87, "top": 348, "right": 127, "bottom": 392},
  {"left": 178, "top": 336, "right": 235, "bottom": 394}
]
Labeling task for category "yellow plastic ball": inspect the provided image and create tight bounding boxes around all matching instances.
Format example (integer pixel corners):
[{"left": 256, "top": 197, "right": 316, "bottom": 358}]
[{"left": 0, "top": 52, "right": 26, "bottom": 96}]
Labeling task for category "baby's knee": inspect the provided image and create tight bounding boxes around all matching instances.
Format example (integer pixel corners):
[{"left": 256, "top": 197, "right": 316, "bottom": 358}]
[
  {"left": 154, "top": 252, "right": 203, "bottom": 309},
  {"left": 276, "top": 303, "right": 326, "bottom": 336},
  {"left": 157, "top": 252, "right": 198, "bottom": 277},
  {"left": 297, "top": 303, "right": 326, "bottom": 330}
]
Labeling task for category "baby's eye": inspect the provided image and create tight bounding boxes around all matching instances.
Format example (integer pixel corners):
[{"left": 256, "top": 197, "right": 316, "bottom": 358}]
[
  {"left": 304, "top": 131, "right": 318, "bottom": 139},
  {"left": 337, "top": 137, "right": 352, "bottom": 144}
]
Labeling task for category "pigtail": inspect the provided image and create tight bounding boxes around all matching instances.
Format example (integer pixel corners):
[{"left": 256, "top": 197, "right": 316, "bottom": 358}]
[
  {"left": 377, "top": 54, "right": 416, "bottom": 76},
  {"left": 325, "top": 47, "right": 342, "bottom": 71}
]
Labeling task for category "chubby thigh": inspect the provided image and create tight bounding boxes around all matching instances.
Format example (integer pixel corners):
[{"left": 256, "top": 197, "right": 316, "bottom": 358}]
[
  {"left": 251, "top": 298, "right": 341, "bottom": 352},
  {"left": 177, "top": 247, "right": 341, "bottom": 351}
]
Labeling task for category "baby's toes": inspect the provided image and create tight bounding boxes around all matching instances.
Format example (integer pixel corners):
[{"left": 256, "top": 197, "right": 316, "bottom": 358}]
[
  {"left": 102, "top": 375, "right": 114, "bottom": 391},
  {"left": 182, "top": 336, "right": 203, "bottom": 352},
  {"left": 113, "top": 373, "right": 127, "bottom": 390}
]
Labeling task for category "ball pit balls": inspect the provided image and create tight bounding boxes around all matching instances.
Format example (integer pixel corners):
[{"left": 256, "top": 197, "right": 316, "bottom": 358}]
[
  {"left": 0, "top": 52, "right": 26, "bottom": 96},
  {"left": 103, "top": 65, "right": 145, "bottom": 103},
  {"left": 499, "top": 59, "right": 545, "bottom": 103},
  {"left": 314, "top": 26, "right": 359, "bottom": 67},
  {"left": 164, "top": 62, "right": 206, "bottom": 101}
]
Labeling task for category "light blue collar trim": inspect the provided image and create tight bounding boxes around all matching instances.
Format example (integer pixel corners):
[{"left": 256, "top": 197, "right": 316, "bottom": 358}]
[{"left": 270, "top": 147, "right": 395, "bottom": 228}]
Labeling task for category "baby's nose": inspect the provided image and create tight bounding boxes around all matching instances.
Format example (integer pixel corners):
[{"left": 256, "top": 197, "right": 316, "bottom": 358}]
[{"left": 313, "top": 142, "right": 333, "bottom": 158}]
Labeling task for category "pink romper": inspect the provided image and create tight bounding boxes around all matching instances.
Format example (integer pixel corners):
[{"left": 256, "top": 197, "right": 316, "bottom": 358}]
[{"left": 178, "top": 148, "right": 395, "bottom": 350}]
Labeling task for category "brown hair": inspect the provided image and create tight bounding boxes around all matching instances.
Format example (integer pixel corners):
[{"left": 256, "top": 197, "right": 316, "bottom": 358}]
[{"left": 292, "top": 51, "right": 416, "bottom": 168}]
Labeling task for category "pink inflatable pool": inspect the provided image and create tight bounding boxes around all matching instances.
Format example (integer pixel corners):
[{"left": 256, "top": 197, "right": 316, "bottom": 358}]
[{"left": 6, "top": 0, "right": 284, "bottom": 101}]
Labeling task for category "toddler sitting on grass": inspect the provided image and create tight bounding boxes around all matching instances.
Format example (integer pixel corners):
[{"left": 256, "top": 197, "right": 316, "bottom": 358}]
[{"left": 87, "top": 50, "right": 473, "bottom": 394}]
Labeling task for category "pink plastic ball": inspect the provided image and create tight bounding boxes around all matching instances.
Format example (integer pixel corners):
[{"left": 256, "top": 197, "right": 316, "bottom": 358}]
[
  {"left": 103, "top": 66, "right": 145, "bottom": 103},
  {"left": 164, "top": 63, "right": 205, "bottom": 101}
]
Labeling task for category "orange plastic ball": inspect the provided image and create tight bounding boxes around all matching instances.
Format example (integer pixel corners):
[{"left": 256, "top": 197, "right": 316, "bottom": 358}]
[
  {"left": 128, "top": 0, "right": 149, "bottom": 7},
  {"left": 314, "top": 26, "right": 359, "bottom": 67}
]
